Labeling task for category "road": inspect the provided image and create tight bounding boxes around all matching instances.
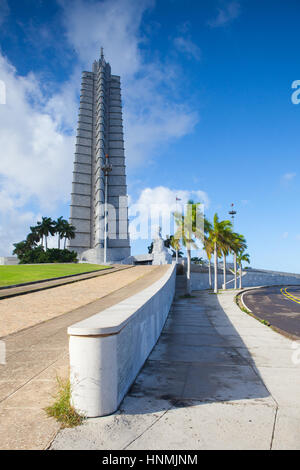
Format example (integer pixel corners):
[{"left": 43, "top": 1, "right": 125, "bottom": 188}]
[{"left": 242, "top": 285, "right": 300, "bottom": 339}]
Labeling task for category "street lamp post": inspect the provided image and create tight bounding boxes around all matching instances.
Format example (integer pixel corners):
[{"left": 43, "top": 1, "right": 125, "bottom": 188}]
[
  {"left": 228, "top": 203, "right": 237, "bottom": 289},
  {"left": 101, "top": 154, "right": 112, "bottom": 264}
]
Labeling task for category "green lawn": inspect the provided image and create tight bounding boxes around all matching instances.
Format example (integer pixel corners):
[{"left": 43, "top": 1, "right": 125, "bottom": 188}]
[{"left": 0, "top": 264, "right": 110, "bottom": 287}]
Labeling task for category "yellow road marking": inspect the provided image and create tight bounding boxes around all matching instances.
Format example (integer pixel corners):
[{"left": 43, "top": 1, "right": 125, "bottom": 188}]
[
  {"left": 280, "top": 287, "right": 300, "bottom": 304},
  {"left": 283, "top": 287, "right": 300, "bottom": 300}
]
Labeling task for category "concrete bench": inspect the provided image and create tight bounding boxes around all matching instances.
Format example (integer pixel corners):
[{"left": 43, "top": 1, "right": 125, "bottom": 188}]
[{"left": 68, "top": 263, "right": 176, "bottom": 417}]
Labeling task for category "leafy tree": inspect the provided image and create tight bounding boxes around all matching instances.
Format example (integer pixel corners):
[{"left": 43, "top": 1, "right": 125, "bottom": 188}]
[
  {"left": 203, "top": 235, "right": 214, "bottom": 288},
  {"left": 55, "top": 217, "right": 69, "bottom": 249},
  {"left": 191, "top": 257, "right": 205, "bottom": 265},
  {"left": 13, "top": 216, "right": 78, "bottom": 264},
  {"left": 209, "top": 214, "right": 233, "bottom": 293},
  {"left": 12, "top": 240, "right": 31, "bottom": 260},
  {"left": 165, "top": 234, "right": 182, "bottom": 263},
  {"left": 36, "top": 217, "right": 56, "bottom": 249},
  {"left": 230, "top": 232, "right": 247, "bottom": 289},
  {"left": 27, "top": 226, "right": 41, "bottom": 246},
  {"left": 61, "top": 222, "right": 76, "bottom": 249},
  {"left": 237, "top": 251, "right": 250, "bottom": 289},
  {"left": 202, "top": 218, "right": 213, "bottom": 288},
  {"left": 219, "top": 226, "right": 237, "bottom": 290},
  {"left": 174, "top": 200, "right": 204, "bottom": 295}
]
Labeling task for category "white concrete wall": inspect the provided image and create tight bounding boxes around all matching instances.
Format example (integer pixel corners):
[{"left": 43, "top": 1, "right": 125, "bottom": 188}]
[
  {"left": 192, "top": 268, "right": 300, "bottom": 291},
  {"left": 68, "top": 263, "right": 176, "bottom": 417},
  {"left": 0, "top": 257, "right": 19, "bottom": 265}
]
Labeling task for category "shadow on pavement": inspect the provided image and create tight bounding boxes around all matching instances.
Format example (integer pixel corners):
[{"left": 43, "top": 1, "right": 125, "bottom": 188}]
[{"left": 122, "top": 275, "right": 270, "bottom": 415}]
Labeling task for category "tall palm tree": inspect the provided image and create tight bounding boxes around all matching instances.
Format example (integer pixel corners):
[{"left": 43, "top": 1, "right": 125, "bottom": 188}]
[
  {"left": 230, "top": 233, "right": 247, "bottom": 289},
  {"left": 55, "top": 217, "right": 68, "bottom": 249},
  {"left": 209, "top": 214, "right": 233, "bottom": 293},
  {"left": 62, "top": 222, "right": 76, "bottom": 249},
  {"left": 203, "top": 237, "right": 214, "bottom": 288},
  {"left": 237, "top": 251, "right": 250, "bottom": 288},
  {"left": 174, "top": 200, "right": 204, "bottom": 295},
  {"left": 26, "top": 226, "right": 41, "bottom": 247},
  {"left": 169, "top": 235, "right": 181, "bottom": 264},
  {"left": 220, "top": 227, "right": 244, "bottom": 290},
  {"left": 220, "top": 233, "right": 232, "bottom": 290},
  {"left": 203, "top": 218, "right": 213, "bottom": 288},
  {"left": 36, "top": 217, "right": 56, "bottom": 250},
  {"left": 34, "top": 223, "right": 45, "bottom": 248}
]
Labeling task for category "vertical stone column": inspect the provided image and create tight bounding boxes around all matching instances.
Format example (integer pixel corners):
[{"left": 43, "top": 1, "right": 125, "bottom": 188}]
[
  {"left": 69, "top": 71, "right": 94, "bottom": 255},
  {"left": 107, "top": 75, "right": 130, "bottom": 256}
]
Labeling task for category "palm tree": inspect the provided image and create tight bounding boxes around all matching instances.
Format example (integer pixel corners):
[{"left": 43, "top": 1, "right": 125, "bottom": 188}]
[
  {"left": 220, "top": 238, "right": 230, "bottom": 290},
  {"left": 62, "top": 222, "right": 76, "bottom": 249},
  {"left": 203, "top": 238, "right": 214, "bottom": 288},
  {"left": 203, "top": 218, "right": 213, "bottom": 288},
  {"left": 209, "top": 214, "right": 233, "bottom": 293},
  {"left": 55, "top": 217, "right": 68, "bottom": 249},
  {"left": 34, "top": 223, "right": 45, "bottom": 248},
  {"left": 26, "top": 226, "right": 41, "bottom": 247},
  {"left": 36, "top": 217, "right": 56, "bottom": 250},
  {"left": 220, "top": 227, "right": 240, "bottom": 290},
  {"left": 174, "top": 200, "right": 204, "bottom": 295},
  {"left": 169, "top": 234, "right": 181, "bottom": 264},
  {"left": 237, "top": 251, "right": 250, "bottom": 288},
  {"left": 230, "top": 233, "right": 247, "bottom": 289}
]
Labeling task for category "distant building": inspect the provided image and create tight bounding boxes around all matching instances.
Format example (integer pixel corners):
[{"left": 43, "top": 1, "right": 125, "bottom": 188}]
[{"left": 68, "top": 49, "right": 130, "bottom": 263}]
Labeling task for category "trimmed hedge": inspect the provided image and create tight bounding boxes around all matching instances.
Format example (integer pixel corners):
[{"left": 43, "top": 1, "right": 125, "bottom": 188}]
[{"left": 18, "top": 247, "right": 78, "bottom": 264}]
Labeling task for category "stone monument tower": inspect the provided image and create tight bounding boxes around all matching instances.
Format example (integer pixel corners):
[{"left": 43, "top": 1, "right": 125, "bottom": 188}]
[{"left": 68, "top": 49, "right": 131, "bottom": 263}]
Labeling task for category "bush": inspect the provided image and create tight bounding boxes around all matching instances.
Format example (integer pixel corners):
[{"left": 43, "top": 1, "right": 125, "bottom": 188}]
[{"left": 17, "top": 247, "right": 78, "bottom": 264}]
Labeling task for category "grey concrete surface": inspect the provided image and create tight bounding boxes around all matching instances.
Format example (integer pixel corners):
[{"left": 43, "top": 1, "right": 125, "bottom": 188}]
[
  {"left": 51, "top": 277, "right": 300, "bottom": 450},
  {"left": 0, "top": 266, "right": 168, "bottom": 449}
]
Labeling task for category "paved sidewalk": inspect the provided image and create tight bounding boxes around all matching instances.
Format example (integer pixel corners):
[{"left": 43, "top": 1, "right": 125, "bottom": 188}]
[
  {"left": 51, "top": 278, "right": 300, "bottom": 450},
  {"left": 0, "top": 265, "right": 168, "bottom": 450}
]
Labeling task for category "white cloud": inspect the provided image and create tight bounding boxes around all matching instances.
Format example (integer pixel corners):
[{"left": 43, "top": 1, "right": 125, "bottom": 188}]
[
  {"left": 282, "top": 172, "right": 296, "bottom": 181},
  {"left": 130, "top": 186, "right": 209, "bottom": 239},
  {"left": 60, "top": 0, "right": 199, "bottom": 166},
  {"left": 0, "top": 53, "right": 74, "bottom": 254},
  {"left": 135, "top": 186, "right": 209, "bottom": 208},
  {"left": 208, "top": 1, "right": 241, "bottom": 28},
  {"left": 60, "top": 0, "right": 152, "bottom": 77},
  {"left": 173, "top": 36, "right": 201, "bottom": 61},
  {"left": 0, "top": 0, "right": 199, "bottom": 255},
  {"left": 282, "top": 232, "right": 289, "bottom": 239}
]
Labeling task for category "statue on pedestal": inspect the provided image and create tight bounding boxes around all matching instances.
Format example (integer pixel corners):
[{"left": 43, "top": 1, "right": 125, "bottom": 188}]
[{"left": 152, "top": 226, "right": 172, "bottom": 265}]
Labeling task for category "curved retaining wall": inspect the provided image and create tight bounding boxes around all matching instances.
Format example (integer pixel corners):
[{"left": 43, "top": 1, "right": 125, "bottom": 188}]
[
  {"left": 68, "top": 263, "right": 176, "bottom": 417},
  {"left": 191, "top": 268, "right": 300, "bottom": 290}
]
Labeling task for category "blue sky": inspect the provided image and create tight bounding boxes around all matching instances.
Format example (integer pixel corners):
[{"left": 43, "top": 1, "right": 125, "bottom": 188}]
[{"left": 0, "top": 0, "right": 300, "bottom": 272}]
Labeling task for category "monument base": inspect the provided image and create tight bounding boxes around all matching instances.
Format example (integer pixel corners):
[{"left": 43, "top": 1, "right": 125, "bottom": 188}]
[
  {"left": 152, "top": 226, "right": 172, "bottom": 265},
  {"left": 79, "top": 246, "right": 131, "bottom": 264}
]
